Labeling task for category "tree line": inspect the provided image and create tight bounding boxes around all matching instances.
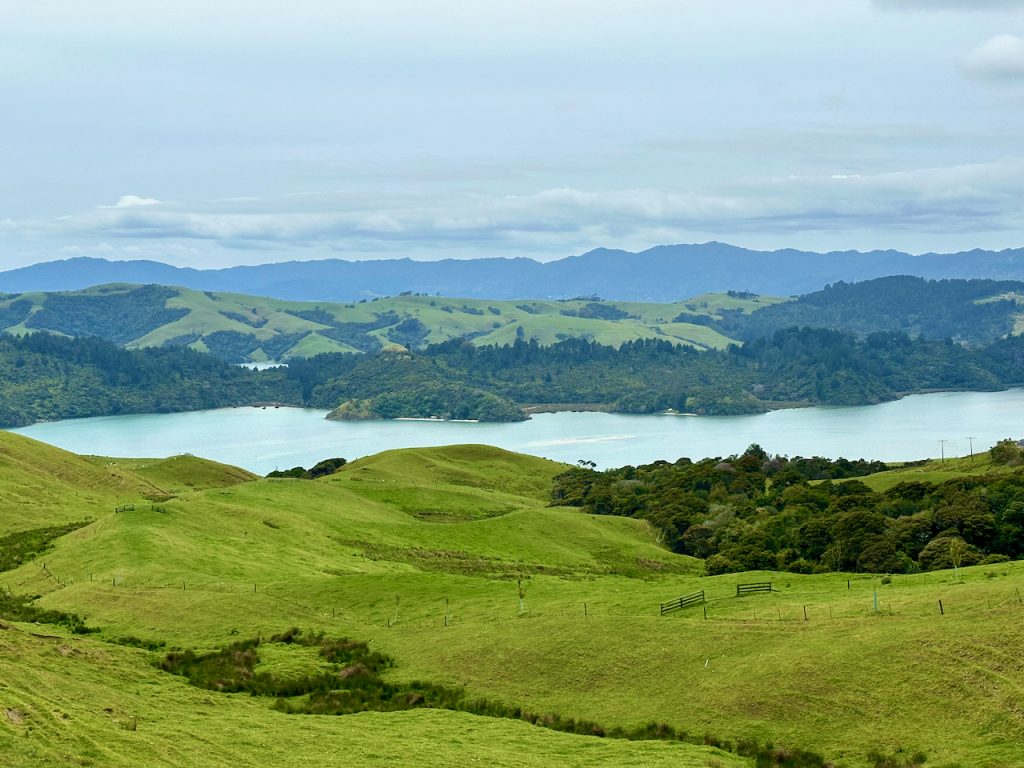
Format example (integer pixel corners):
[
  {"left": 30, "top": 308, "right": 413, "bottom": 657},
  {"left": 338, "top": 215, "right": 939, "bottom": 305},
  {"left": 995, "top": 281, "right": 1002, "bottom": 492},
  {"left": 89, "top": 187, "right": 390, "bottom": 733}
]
[
  {"left": 4, "top": 325, "right": 1024, "bottom": 426},
  {"left": 551, "top": 443, "right": 1024, "bottom": 574}
]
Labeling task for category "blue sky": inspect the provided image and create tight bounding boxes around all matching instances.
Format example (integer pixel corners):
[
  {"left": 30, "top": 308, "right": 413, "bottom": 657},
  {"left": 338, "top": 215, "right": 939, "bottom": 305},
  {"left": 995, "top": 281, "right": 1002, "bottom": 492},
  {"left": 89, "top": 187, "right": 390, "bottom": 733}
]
[{"left": 1, "top": 0, "right": 1023, "bottom": 269}]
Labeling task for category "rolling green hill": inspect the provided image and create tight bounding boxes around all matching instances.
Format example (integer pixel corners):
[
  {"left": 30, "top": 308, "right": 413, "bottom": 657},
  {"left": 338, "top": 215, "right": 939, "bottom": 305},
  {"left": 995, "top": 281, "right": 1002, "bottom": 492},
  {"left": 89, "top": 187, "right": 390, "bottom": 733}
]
[
  {"left": 0, "top": 284, "right": 775, "bottom": 362},
  {"left": 4, "top": 277, "right": 1024, "bottom": 366},
  {"left": 2, "top": 435, "right": 1023, "bottom": 767}
]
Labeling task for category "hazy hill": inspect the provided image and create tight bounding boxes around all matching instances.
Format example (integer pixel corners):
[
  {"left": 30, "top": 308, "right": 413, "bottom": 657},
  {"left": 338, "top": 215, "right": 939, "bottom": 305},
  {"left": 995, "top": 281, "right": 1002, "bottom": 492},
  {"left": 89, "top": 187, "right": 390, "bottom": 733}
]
[{"left": 4, "top": 241, "right": 1024, "bottom": 301}]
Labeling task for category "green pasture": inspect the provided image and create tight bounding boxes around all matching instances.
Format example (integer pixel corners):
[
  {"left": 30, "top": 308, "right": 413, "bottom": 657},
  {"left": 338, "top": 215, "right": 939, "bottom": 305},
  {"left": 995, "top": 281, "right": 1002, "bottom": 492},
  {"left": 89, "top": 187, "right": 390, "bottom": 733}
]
[
  {"left": 0, "top": 626, "right": 739, "bottom": 768},
  {"left": 0, "top": 285, "right": 777, "bottom": 359},
  {"left": 2, "top": 434, "right": 1023, "bottom": 767},
  {"left": 850, "top": 452, "right": 1020, "bottom": 492}
]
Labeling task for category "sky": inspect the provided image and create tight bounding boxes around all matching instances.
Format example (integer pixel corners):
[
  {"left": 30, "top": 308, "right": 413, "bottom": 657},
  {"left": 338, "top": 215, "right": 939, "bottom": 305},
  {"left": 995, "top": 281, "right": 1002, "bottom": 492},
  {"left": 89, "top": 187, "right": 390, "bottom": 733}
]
[{"left": 1, "top": 0, "right": 1024, "bottom": 270}]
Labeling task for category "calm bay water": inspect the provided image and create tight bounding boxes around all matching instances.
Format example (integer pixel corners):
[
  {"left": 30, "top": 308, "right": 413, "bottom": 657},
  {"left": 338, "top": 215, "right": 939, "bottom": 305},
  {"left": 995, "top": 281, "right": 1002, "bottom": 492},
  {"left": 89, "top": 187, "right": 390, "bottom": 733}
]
[{"left": 9, "top": 388, "right": 1024, "bottom": 474}]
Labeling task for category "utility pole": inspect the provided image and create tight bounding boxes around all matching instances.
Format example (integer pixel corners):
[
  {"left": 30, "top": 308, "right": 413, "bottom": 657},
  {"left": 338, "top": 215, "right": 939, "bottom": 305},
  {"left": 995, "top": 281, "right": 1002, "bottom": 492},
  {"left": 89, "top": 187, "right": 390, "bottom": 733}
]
[
  {"left": 967, "top": 436, "right": 975, "bottom": 463},
  {"left": 939, "top": 439, "right": 947, "bottom": 464}
]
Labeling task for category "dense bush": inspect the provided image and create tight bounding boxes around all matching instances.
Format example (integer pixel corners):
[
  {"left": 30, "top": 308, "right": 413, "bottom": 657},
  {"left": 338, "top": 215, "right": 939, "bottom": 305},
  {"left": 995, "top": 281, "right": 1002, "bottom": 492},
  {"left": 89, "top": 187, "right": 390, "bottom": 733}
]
[
  {"left": 0, "top": 332, "right": 301, "bottom": 427},
  {"left": 0, "top": 521, "right": 92, "bottom": 572},
  {"left": 25, "top": 285, "right": 189, "bottom": 345},
  {"left": 267, "top": 457, "right": 347, "bottom": 479},
  {"left": 0, "top": 591, "right": 96, "bottom": 633},
  {"left": 552, "top": 446, "right": 1024, "bottom": 574},
  {"left": 990, "top": 439, "right": 1024, "bottom": 466},
  {"left": 714, "top": 275, "right": 1022, "bottom": 345}
]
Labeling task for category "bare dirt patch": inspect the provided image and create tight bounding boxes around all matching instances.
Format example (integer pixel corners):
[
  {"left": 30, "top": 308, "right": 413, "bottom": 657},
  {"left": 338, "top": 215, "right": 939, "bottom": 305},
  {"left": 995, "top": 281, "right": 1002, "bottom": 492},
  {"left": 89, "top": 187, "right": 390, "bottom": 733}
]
[{"left": 5, "top": 708, "right": 25, "bottom": 725}]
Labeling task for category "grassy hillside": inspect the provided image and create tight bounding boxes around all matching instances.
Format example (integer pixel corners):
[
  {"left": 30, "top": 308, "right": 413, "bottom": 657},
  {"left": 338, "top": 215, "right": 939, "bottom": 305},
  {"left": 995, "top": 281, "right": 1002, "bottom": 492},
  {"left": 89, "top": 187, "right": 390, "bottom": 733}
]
[
  {"left": 0, "top": 284, "right": 774, "bottom": 361},
  {"left": 852, "top": 452, "right": 1023, "bottom": 492},
  {"left": 2, "top": 436, "right": 1023, "bottom": 766},
  {"left": 0, "top": 431, "right": 155, "bottom": 535},
  {"left": 0, "top": 432, "right": 263, "bottom": 538}
]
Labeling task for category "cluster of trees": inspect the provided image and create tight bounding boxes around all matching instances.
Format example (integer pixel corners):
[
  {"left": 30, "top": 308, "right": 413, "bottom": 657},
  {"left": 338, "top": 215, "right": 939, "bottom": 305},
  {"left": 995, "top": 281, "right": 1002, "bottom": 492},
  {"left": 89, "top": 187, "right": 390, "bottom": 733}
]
[
  {"left": 328, "top": 382, "right": 525, "bottom": 422},
  {"left": 23, "top": 285, "right": 189, "bottom": 345},
  {"left": 0, "top": 332, "right": 298, "bottom": 427},
  {"left": 708, "top": 276, "right": 1023, "bottom": 345},
  {"left": 419, "top": 328, "right": 1024, "bottom": 413},
  {"left": 0, "top": 333, "right": 530, "bottom": 426},
  {"left": 552, "top": 444, "right": 1024, "bottom": 574},
  {"left": 267, "top": 457, "right": 347, "bottom": 479},
  {"left": 201, "top": 330, "right": 308, "bottom": 363}
]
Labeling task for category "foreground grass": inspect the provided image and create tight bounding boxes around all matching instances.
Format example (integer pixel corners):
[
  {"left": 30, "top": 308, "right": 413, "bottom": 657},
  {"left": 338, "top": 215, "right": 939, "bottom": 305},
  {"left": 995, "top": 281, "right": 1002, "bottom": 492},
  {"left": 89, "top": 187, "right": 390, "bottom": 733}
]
[
  {"left": 2, "top": 435, "right": 1023, "bottom": 766},
  {"left": 0, "top": 625, "right": 741, "bottom": 768}
]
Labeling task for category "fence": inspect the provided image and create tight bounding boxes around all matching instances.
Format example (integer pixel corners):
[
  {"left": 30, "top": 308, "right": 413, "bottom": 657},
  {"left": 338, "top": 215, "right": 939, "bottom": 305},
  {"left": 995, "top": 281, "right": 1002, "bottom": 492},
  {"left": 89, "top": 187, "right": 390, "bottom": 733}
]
[
  {"left": 660, "top": 590, "right": 705, "bottom": 615},
  {"left": 736, "top": 581, "right": 773, "bottom": 596}
]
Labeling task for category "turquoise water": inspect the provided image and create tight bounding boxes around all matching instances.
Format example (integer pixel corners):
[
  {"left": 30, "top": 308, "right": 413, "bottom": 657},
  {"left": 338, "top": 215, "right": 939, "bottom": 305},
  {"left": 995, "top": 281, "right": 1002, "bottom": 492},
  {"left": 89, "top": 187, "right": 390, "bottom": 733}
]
[{"left": 9, "top": 388, "right": 1024, "bottom": 474}]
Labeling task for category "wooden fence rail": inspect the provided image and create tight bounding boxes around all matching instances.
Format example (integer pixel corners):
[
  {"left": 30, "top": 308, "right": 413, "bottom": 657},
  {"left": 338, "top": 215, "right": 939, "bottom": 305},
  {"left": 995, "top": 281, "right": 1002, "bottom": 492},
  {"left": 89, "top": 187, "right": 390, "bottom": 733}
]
[
  {"left": 114, "top": 504, "right": 135, "bottom": 513},
  {"left": 736, "top": 581, "right": 773, "bottom": 596},
  {"left": 660, "top": 590, "right": 705, "bottom": 615}
]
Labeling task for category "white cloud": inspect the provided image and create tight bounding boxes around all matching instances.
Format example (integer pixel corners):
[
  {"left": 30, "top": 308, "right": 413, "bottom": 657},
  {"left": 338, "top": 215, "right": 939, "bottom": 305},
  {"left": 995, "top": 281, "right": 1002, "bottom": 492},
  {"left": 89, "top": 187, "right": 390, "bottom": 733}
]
[
  {"left": 963, "top": 34, "right": 1024, "bottom": 79},
  {"left": 107, "top": 195, "right": 162, "bottom": 209}
]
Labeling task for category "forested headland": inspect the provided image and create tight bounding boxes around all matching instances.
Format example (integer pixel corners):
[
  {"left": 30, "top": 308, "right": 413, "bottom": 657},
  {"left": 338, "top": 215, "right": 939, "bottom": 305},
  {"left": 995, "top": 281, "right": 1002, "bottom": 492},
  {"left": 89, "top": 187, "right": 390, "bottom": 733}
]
[{"left": 4, "top": 325, "right": 1024, "bottom": 426}]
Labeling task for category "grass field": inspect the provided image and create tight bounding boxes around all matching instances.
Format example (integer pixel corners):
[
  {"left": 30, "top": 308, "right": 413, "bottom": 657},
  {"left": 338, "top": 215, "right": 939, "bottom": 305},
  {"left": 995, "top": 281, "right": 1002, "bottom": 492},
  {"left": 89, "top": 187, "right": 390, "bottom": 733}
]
[
  {"left": 0, "top": 627, "right": 743, "bottom": 768},
  {"left": 0, "top": 285, "right": 782, "bottom": 359},
  {"left": 844, "top": 453, "right": 1020, "bottom": 492},
  {"left": 2, "top": 433, "right": 1023, "bottom": 767}
]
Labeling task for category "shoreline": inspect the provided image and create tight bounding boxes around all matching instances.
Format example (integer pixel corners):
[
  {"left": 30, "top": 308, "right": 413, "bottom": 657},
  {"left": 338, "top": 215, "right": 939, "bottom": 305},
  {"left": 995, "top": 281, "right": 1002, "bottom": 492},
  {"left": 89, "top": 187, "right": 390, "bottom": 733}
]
[{"left": 4, "top": 385, "right": 1020, "bottom": 430}]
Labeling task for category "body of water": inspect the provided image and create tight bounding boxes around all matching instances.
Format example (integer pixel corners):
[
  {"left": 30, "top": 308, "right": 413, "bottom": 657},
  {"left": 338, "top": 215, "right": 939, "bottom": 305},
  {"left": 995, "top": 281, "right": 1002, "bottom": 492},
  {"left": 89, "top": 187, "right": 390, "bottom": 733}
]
[{"left": 9, "top": 389, "right": 1024, "bottom": 474}]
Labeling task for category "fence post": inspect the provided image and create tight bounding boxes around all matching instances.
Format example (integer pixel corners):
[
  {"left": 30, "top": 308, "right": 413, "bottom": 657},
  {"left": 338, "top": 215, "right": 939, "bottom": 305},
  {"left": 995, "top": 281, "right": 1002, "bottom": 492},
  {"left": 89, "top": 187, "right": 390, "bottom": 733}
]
[{"left": 938, "top": 599, "right": 944, "bottom": 615}]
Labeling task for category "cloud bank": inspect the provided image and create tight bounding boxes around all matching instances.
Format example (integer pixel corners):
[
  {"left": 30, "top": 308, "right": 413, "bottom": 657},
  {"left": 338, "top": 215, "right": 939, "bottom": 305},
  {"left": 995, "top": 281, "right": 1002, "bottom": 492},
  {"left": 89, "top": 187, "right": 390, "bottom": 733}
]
[{"left": 8, "top": 158, "right": 1020, "bottom": 261}]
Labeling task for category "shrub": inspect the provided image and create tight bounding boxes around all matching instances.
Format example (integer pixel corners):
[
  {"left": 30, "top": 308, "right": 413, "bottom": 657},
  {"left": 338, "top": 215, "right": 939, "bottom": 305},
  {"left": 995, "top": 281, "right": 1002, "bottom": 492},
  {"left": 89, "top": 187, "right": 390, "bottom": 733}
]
[
  {"left": 917, "top": 536, "right": 981, "bottom": 572},
  {"left": 979, "top": 553, "right": 1010, "bottom": 565},
  {"left": 989, "top": 438, "right": 1023, "bottom": 466},
  {"left": 704, "top": 554, "right": 735, "bottom": 576}
]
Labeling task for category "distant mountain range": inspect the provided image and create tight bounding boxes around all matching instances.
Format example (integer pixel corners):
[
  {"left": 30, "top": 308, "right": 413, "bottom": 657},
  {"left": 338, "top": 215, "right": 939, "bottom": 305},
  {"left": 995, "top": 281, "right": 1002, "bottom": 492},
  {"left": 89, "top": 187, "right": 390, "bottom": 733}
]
[{"left": 3, "top": 242, "right": 1024, "bottom": 301}]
